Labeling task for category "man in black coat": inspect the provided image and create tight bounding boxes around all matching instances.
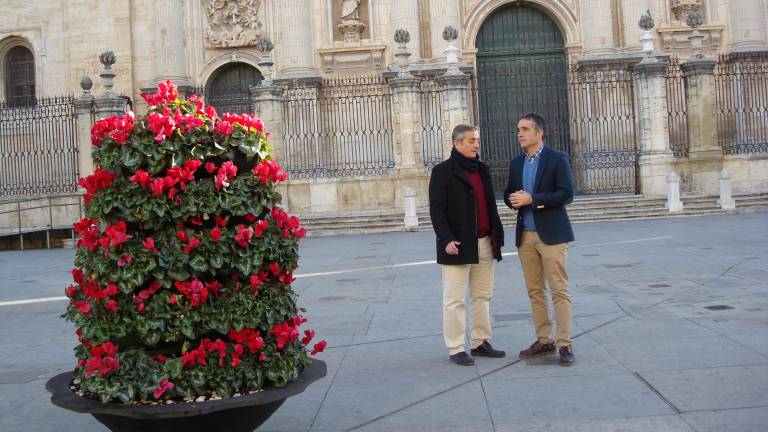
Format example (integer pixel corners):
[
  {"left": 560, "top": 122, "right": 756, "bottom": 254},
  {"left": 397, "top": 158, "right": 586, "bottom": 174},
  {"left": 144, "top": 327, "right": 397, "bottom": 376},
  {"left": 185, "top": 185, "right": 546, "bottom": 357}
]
[
  {"left": 503, "top": 112, "right": 576, "bottom": 366},
  {"left": 429, "top": 124, "right": 506, "bottom": 366}
]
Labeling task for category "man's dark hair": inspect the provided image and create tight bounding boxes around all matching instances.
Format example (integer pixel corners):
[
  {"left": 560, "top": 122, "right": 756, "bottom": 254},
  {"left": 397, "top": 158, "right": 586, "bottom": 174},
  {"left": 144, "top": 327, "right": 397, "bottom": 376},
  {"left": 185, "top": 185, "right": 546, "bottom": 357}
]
[
  {"left": 451, "top": 124, "right": 479, "bottom": 143},
  {"left": 519, "top": 112, "right": 546, "bottom": 138}
]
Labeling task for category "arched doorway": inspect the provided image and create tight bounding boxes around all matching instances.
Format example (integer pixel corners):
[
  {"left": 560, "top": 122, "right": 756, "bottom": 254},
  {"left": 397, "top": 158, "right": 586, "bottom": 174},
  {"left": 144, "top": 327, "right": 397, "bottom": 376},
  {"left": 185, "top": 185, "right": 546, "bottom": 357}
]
[
  {"left": 204, "top": 62, "right": 263, "bottom": 115},
  {"left": 474, "top": 3, "right": 569, "bottom": 193}
]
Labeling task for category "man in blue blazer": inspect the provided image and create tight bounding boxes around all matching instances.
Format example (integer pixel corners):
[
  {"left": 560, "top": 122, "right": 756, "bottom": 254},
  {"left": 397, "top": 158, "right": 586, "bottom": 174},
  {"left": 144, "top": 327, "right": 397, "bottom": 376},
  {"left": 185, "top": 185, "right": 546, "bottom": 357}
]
[{"left": 503, "top": 113, "right": 576, "bottom": 366}]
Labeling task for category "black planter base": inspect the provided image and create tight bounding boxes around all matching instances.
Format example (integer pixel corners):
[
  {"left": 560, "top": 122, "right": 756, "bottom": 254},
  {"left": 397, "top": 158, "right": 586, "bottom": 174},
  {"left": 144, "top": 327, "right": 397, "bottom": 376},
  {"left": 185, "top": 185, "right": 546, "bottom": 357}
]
[
  {"left": 46, "top": 360, "right": 326, "bottom": 432},
  {"left": 91, "top": 401, "right": 283, "bottom": 432}
]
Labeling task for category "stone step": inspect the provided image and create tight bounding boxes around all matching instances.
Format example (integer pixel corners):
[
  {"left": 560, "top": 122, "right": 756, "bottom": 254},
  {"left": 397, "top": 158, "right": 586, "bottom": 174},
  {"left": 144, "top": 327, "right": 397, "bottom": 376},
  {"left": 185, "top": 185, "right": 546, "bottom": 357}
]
[{"left": 302, "top": 193, "right": 768, "bottom": 236}]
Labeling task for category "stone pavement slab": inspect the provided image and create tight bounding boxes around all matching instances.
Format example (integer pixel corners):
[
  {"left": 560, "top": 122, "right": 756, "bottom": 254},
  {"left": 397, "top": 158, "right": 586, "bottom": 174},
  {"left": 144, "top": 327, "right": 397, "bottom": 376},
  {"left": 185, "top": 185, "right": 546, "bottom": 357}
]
[
  {"left": 639, "top": 364, "right": 768, "bottom": 412},
  {"left": 682, "top": 407, "right": 768, "bottom": 432},
  {"left": 1, "top": 212, "right": 767, "bottom": 431},
  {"left": 482, "top": 372, "right": 675, "bottom": 424}
]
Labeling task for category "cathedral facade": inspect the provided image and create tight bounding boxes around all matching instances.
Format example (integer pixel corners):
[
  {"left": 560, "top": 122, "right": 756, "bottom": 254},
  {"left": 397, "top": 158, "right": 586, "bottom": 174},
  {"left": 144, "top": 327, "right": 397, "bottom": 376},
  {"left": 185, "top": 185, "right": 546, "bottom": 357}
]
[
  {"left": 1, "top": 1, "right": 767, "bottom": 217},
  {"left": 1, "top": 0, "right": 765, "bottom": 104}
]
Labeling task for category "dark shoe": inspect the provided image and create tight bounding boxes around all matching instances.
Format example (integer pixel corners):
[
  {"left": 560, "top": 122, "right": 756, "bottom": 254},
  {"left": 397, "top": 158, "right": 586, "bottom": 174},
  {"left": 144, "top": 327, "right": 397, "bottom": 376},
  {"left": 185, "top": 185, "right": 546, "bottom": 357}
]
[
  {"left": 471, "top": 341, "right": 506, "bottom": 358},
  {"left": 559, "top": 346, "right": 575, "bottom": 366},
  {"left": 518, "top": 340, "right": 557, "bottom": 358},
  {"left": 449, "top": 351, "right": 475, "bottom": 366}
]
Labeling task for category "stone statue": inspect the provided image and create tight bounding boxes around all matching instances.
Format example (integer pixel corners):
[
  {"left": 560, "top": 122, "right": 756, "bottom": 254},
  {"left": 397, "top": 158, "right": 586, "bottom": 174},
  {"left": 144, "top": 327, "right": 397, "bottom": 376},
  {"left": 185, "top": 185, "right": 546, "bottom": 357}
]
[{"left": 341, "top": 0, "right": 361, "bottom": 22}]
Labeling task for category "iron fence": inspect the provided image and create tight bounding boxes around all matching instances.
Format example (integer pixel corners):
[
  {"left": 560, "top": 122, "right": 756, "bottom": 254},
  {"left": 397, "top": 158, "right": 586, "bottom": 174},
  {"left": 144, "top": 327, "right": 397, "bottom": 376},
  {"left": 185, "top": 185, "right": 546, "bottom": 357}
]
[
  {"left": 568, "top": 63, "right": 638, "bottom": 194},
  {"left": 0, "top": 96, "right": 80, "bottom": 198},
  {"left": 281, "top": 76, "right": 395, "bottom": 178},
  {"left": 419, "top": 79, "right": 444, "bottom": 170},
  {"left": 666, "top": 57, "right": 689, "bottom": 158},
  {"left": 715, "top": 52, "right": 768, "bottom": 155},
  {"left": 192, "top": 85, "right": 252, "bottom": 116}
]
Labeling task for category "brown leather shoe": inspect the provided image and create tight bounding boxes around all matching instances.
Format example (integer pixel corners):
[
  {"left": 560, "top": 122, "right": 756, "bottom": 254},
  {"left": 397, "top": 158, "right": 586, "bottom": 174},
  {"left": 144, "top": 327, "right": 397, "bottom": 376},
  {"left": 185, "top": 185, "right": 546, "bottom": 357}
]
[
  {"left": 559, "top": 346, "right": 575, "bottom": 366},
  {"left": 518, "top": 341, "right": 556, "bottom": 358}
]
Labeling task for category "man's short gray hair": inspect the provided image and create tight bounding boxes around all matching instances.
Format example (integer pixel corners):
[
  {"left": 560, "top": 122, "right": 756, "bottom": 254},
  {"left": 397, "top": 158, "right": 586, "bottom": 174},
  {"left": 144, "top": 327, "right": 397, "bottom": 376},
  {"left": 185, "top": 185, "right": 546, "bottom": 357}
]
[{"left": 451, "top": 124, "right": 479, "bottom": 142}]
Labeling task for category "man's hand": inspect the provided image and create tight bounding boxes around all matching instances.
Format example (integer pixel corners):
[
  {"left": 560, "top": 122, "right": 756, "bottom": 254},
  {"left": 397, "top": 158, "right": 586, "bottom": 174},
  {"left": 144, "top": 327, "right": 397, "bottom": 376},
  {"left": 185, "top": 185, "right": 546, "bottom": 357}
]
[
  {"left": 445, "top": 241, "right": 461, "bottom": 256},
  {"left": 508, "top": 190, "right": 533, "bottom": 209}
]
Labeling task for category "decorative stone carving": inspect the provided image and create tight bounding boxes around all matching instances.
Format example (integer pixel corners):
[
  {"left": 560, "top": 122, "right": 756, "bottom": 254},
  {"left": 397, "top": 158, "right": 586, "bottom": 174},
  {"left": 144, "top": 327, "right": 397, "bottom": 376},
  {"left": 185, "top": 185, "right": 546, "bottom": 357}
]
[
  {"left": 442, "top": 26, "right": 458, "bottom": 42},
  {"left": 671, "top": 0, "right": 702, "bottom": 22},
  {"left": 639, "top": 10, "right": 654, "bottom": 32},
  {"left": 318, "top": 45, "right": 386, "bottom": 73},
  {"left": 204, "top": 0, "right": 263, "bottom": 48},
  {"left": 338, "top": 0, "right": 365, "bottom": 43},
  {"left": 341, "top": 0, "right": 361, "bottom": 22},
  {"left": 658, "top": 0, "right": 721, "bottom": 54}
]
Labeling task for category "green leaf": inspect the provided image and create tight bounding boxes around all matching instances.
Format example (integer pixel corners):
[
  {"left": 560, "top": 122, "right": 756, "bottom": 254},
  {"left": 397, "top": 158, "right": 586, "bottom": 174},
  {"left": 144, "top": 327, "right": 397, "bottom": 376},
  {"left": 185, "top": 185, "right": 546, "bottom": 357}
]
[
  {"left": 189, "top": 256, "right": 209, "bottom": 273},
  {"left": 168, "top": 268, "right": 190, "bottom": 281},
  {"left": 235, "top": 260, "right": 251, "bottom": 276},
  {"left": 209, "top": 255, "right": 224, "bottom": 269},
  {"left": 121, "top": 147, "right": 142, "bottom": 167}
]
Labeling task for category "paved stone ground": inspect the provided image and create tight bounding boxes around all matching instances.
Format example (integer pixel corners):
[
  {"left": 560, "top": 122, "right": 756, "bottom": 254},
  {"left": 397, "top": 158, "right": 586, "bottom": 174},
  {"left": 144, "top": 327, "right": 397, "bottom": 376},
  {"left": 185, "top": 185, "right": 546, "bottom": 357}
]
[{"left": 1, "top": 212, "right": 767, "bottom": 432}]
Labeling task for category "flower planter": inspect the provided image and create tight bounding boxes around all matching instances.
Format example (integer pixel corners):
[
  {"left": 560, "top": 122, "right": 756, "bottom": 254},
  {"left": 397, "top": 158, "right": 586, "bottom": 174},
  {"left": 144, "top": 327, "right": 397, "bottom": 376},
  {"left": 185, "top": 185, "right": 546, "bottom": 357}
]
[
  {"left": 46, "top": 360, "right": 326, "bottom": 432},
  {"left": 53, "top": 79, "right": 327, "bottom": 430}
]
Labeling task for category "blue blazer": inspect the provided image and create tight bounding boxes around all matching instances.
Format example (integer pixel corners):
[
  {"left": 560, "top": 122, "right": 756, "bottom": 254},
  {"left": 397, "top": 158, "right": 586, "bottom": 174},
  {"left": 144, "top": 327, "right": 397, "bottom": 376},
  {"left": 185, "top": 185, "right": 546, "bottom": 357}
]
[{"left": 503, "top": 146, "right": 575, "bottom": 247}]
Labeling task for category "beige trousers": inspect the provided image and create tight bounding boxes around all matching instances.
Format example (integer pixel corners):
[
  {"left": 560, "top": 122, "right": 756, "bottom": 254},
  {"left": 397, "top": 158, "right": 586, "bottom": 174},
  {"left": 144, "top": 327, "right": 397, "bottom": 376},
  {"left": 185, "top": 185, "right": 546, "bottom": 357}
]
[
  {"left": 442, "top": 237, "right": 495, "bottom": 355},
  {"left": 518, "top": 231, "right": 572, "bottom": 347}
]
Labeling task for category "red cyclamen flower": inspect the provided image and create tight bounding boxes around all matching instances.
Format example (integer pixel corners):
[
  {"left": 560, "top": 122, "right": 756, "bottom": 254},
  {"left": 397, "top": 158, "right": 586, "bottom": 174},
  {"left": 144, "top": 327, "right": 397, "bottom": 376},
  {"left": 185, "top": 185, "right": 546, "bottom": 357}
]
[
  {"left": 153, "top": 377, "right": 175, "bottom": 399},
  {"left": 311, "top": 340, "right": 327, "bottom": 355},
  {"left": 78, "top": 168, "right": 116, "bottom": 203}
]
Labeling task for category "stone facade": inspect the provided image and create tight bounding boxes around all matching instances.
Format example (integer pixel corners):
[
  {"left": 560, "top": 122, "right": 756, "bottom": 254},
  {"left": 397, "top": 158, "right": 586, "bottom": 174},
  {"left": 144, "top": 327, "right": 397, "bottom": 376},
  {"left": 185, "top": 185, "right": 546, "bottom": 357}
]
[
  {"left": 1, "top": 0, "right": 767, "bottom": 213},
  {"left": 2, "top": 0, "right": 765, "bottom": 101}
]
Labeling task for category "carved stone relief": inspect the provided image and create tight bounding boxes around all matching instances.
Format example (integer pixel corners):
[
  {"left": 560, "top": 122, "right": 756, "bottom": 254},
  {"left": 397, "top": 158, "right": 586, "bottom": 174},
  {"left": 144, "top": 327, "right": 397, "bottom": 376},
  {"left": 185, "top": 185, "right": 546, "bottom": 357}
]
[
  {"left": 670, "top": 0, "right": 703, "bottom": 22},
  {"left": 204, "top": 0, "right": 264, "bottom": 48}
]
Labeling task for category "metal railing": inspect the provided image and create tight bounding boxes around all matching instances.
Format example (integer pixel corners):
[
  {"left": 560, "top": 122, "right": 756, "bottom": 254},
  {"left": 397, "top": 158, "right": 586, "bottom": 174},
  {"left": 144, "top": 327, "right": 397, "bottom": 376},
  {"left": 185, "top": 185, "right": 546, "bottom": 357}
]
[
  {"left": 0, "top": 95, "right": 80, "bottom": 198},
  {"left": 715, "top": 52, "right": 768, "bottom": 155},
  {"left": 419, "top": 79, "right": 444, "bottom": 170},
  {"left": 568, "top": 63, "right": 638, "bottom": 194},
  {"left": 281, "top": 76, "right": 395, "bottom": 178},
  {"left": 666, "top": 57, "right": 689, "bottom": 158},
  {"left": 192, "top": 85, "right": 253, "bottom": 116}
]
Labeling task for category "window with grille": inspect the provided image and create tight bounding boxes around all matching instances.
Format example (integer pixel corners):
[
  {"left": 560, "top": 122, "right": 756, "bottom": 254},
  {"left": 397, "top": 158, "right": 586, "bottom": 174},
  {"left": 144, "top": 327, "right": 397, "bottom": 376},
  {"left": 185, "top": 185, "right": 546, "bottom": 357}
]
[{"left": 4, "top": 46, "right": 36, "bottom": 107}]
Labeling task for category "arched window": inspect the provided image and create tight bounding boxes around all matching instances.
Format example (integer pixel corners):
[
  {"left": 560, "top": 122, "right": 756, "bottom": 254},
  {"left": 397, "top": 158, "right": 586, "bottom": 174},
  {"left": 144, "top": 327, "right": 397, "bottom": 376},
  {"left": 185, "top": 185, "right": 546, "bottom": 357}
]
[
  {"left": 204, "top": 62, "right": 262, "bottom": 115},
  {"left": 4, "top": 46, "right": 35, "bottom": 107}
]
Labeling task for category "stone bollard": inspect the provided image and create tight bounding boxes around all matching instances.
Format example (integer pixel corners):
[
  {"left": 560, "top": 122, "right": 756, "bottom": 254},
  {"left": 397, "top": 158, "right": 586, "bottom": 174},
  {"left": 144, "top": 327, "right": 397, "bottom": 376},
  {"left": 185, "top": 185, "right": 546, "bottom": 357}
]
[
  {"left": 718, "top": 169, "right": 736, "bottom": 210},
  {"left": 403, "top": 187, "right": 419, "bottom": 230},
  {"left": 667, "top": 172, "right": 684, "bottom": 212}
]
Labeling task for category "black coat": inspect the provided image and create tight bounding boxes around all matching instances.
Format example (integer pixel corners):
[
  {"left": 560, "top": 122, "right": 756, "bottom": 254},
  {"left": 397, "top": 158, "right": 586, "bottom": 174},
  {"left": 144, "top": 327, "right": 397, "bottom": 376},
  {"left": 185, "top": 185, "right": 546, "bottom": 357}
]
[
  {"left": 429, "top": 156, "right": 504, "bottom": 265},
  {"left": 503, "top": 146, "right": 575, "bottom": 247}
]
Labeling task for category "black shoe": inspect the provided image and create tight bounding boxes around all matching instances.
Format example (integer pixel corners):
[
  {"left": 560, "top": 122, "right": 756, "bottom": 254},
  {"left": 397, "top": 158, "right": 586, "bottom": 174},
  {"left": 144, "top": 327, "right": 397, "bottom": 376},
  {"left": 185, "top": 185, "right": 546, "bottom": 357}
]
[
  {"left": 518, "top": 340, "right": 557, "bottom": 358},
  {"left": 471, "top": 341, "right": 506, "bottom": 358},
  {"left": 449, "top": 351, "right": 475, "bottom": 366},
  {"left": 559, "top": 346, "right": 575, "bottom": 366}
]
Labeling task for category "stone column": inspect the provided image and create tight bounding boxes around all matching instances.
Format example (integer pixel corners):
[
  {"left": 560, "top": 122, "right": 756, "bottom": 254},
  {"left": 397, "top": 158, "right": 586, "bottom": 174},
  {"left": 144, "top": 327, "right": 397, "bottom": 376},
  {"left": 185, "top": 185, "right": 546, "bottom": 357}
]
[
  {"left": 438, "top": 71, "right": 471, "bottom": 157},
  {"left": 389, "top": 76, "right": 423, "bottom": 172},
  {"left": 622, "top": 0, "right": 652, "bottom": 53},
  {"left": 390, "top": 1, "right": 421, "bottom": 62},
  {"left": 154, "top": 0, "right": 191, "bottom": 88},
  {"left": 278, "top": 0, "right": 320, "bottom": 80},
  {"left": 728, "top": 0, "right": 768, "bottom": 52},
  {"left": 635, "top": 57, "right": 674, "bottom": 196},
  {"left": 429, "top": 0, "right": 460, "bottom": 61},
  {"left": 75, "top": 77, "right": 96, "bottom": 179},
  {"left": 250, "top": 85, "right": 286, "bottom": 164},
  {"left": 390, "top": 74, "right": 430, "bottom": 209},
  {"left": 580, "top": 0, "right": 618, "bottom": 57},
  {"left": 682, "top": 57, "right": 721, "bottom": 194}
]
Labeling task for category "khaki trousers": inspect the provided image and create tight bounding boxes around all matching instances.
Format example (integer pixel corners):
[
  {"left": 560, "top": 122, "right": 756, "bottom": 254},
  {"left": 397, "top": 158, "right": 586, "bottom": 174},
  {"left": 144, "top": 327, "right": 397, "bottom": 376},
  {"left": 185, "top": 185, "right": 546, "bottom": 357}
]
[
  {"left": 442, "top": 236, "right": 495, "bottom": 355},
  {"left": 518, "top": 231, "right": 572, "bottom": 347}
]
